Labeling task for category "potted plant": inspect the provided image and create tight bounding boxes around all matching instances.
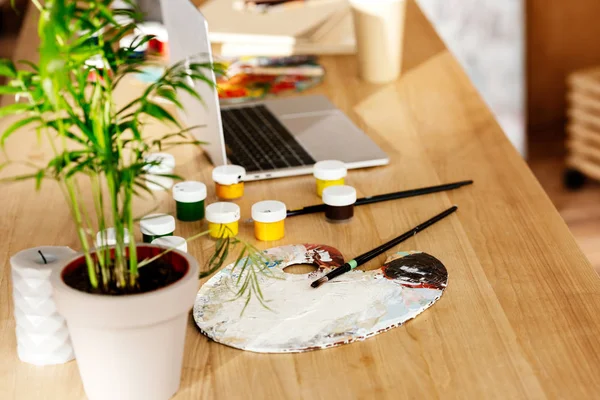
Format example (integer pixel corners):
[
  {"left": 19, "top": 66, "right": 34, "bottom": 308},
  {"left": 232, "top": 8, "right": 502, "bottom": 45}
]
[{"left": 0, "top": 1, "right": 271, "bottom": 399}]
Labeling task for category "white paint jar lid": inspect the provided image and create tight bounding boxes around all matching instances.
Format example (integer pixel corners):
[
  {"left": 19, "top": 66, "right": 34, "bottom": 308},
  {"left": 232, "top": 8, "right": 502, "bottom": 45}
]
[
  {"left": 313, "top": 160, "right": 347, "bottom": 180},
  {"left": 152, "top": 236, "right": 188, "bottom": 253},
  {"left": 96, "top": 228, "right": 130, "bottom": 247},
  {"left": 322, "top": 185, "right": 357, "bottom": 206},
  {"left": 206, "top": 202, "right": 240, "bottom": 224},
  {"left": 119, "top": 34, "right": 149, "bottom": 51},
  {"left": 114, "top": 14, "right": 134, "bottom": 26},
  {"left": 84, "top": 55, "right": 105, "bottom": 69},
  {"left": 173, "top": 181, "right": 207, "bottom": 203},
  {"left": 144, "top": 152, "right": 175, "bottom": 173},
  {"left": 212, "top": 165, "right": 246, "bottom": 185},
  {"left": 140, "top": 213, "right": 176, "bottom": 236},
  {"left": 135, "top": 22, "right": 169, "bottom": 42},
  {"left": 111, "top": 0, "right": 135, "bottom": 10},
  {"left": 252, "top": 200, "right": 287, "bottom": 223}
]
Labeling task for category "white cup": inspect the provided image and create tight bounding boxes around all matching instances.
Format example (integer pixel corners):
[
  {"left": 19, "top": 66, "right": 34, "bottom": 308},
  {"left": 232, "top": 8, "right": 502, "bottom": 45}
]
[{"left": 350, "top": 0, "right": 406, "bottom": 84}]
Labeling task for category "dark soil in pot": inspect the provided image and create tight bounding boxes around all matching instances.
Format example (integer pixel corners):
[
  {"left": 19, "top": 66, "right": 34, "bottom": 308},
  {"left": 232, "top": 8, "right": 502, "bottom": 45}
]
[{"left": 62, "top": 246, "right": 189, "bottom": 295}]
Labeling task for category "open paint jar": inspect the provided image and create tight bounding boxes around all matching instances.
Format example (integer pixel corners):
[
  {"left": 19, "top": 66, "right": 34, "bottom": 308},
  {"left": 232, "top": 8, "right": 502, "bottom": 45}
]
[
  {"left": 212, "top": 165, "right": 246, "bottom": 200},
  {"left": 140, "top": 213, "right": 176, "bottom": 243},
  {"left": 314, "top": 160, "right": 347, "bottom": 197},
  {"left": 173, "top": 181, "right": 207, "bottom": 222},
  {"left": 252, "top": 200, "right": 287, "bottom": 241},
  {"left": 206, "top": 202, "right": 240, "bottom": 239},
  {"left": 151, "top": 236, "right": 188, "bottom": 253},
  {"left": 144, "top": 153, "right": 175, "bottom": 191},
  {"left": 322, "top": 185, "right": 357, "bottom": 223}
]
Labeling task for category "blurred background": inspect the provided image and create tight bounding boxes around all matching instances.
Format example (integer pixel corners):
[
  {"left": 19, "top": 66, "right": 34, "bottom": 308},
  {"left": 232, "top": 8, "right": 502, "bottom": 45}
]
[{"left": 1, "top": 0, "right": 598, "bottom": 270}]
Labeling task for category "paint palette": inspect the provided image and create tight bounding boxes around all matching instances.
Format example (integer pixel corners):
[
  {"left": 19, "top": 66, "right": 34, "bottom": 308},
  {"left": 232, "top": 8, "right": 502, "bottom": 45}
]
[{"left": 193, "top": 244, "right": 448, "bottom": 353}]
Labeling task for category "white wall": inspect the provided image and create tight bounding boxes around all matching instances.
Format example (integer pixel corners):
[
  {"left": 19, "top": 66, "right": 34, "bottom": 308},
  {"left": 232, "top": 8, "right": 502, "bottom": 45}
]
[{"left": 417, "top": 0, "right": 526, "bottom": 155}]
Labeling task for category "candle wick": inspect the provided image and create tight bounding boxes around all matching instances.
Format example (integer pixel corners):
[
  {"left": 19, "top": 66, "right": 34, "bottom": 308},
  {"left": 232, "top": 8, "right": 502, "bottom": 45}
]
[{"left": 38, "top": 250, "right": 48, "bottom": 264}]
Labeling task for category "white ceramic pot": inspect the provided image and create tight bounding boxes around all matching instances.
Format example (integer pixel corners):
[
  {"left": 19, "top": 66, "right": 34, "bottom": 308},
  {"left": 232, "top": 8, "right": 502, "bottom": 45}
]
[{"left": 51, "top": 245, "right": 199, "bottom": 400}]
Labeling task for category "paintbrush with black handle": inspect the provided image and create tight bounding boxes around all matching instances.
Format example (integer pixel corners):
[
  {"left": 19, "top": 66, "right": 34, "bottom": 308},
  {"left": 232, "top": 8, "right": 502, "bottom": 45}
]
[
  {"left": 287, "top": 180, "right": 471, "bottom": 218},
  {"left": 311, "top": 205, "right": 458, "bottom": 288}
]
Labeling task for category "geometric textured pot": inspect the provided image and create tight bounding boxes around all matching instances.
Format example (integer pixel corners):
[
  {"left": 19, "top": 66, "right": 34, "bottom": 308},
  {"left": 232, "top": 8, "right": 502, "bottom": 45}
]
[{"left": 10, "top": 246, "right": 77, "bottom": 366}]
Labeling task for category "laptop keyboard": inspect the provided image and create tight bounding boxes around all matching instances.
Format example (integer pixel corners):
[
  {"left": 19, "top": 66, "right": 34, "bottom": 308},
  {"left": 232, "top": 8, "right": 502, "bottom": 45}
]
[{"left": 220, "top": 105, "right": 315, "bottom": 172}]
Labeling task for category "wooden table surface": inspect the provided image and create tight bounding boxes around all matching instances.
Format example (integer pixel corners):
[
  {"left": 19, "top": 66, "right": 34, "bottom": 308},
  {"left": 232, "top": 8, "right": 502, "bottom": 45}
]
[{"left": 3, "top": 1, "right": 600, "bottom": 399}]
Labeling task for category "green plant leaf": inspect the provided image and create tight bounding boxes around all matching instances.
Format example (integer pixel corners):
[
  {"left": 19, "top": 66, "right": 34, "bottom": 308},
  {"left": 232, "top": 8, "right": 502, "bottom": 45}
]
[
  {"left": 155, "top": 88, "right": 183, "bottom": 110},
  {"left": 0, "top": 103, "right": 32, "bottom": 118},
  {"left": 17, "top": 60, "right": 40, "bottom": 72},
  {"left": 0, "top": 59, "right": 17, "bottom": 78},
  {"left": 140, "top": 102, "right": 181, "bottom": 128},
  {"left": 0, "top": 86, "right": 23, "bottom": 95},
  {"left": 1, "top": 116, "right": 41, "bottom": 146},
  {"left": 35, "top": 170, "right": 44, "bottom": 190}
]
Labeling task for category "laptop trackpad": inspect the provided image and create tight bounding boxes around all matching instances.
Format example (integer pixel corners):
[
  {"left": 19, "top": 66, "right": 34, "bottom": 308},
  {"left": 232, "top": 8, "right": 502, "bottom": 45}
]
[{"left": 277, "top": 112, "right": 384, "bottom": 162}]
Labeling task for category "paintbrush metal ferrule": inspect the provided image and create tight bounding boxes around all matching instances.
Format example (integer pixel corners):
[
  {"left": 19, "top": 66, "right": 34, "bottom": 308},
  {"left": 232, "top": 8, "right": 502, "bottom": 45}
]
[{"left": 310, "top": 206, "right": 458, "bottom": 288}]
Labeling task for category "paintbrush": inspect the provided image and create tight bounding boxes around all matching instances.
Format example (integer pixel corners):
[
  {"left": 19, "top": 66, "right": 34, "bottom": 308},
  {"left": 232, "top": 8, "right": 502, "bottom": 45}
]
[
  {"left": 287, "top": 180, "right": 472, "bottom": 218},
  {"left": 310, "top": 205, "right": 458, "bottom": 288}
]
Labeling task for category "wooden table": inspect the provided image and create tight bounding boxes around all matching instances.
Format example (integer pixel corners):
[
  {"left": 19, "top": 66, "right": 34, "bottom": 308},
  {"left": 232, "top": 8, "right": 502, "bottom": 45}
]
[{"left": 3, "top": 1, "right": 600, "bottom": 399}]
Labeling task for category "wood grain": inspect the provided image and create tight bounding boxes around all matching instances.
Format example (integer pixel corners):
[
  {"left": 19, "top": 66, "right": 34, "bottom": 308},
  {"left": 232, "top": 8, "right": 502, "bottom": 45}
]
[
  {"left": 527, "top": 0, "right": 600, "bottom": 133},
  {"left": 2, "top": 1, "right": 600, "bottom": 399}
]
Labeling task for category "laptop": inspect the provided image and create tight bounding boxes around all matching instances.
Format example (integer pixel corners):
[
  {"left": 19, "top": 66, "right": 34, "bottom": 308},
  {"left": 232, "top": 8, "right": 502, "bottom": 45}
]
[{"left": 159, "top": 0, "right": 389, "bottom": 181}]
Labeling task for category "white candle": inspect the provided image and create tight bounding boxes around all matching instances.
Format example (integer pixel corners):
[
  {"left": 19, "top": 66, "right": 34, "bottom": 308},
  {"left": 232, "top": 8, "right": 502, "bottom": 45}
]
[{"left": 10, "top": 246, "right": 77, "bottom": 366}]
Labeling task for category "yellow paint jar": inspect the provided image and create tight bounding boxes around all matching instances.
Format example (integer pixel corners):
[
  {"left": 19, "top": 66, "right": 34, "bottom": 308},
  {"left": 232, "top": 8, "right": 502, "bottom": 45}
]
[
  {"left": 205, "top": 202, "right": 240, "bottom": 239},
  {"left": 252, "top": 200, "right": 287, "bottom": 241},
  {"left": 212, "top": 165, "right": 246, "bottom": 200},
  {"left": 313, "top": 160, "right": 347, "bottom": 197}
]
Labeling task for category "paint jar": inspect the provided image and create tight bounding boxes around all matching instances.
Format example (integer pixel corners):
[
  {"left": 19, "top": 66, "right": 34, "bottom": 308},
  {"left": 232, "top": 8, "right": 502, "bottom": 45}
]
[
  {"left": 212, "top": 165, "right": 246, "bottom": 200},
  {"left": 322, "top": 185, "right": 357, "bottom": 223},
  {"left": 151, "top": 236, "right": 188, "bottom": 253},
  {"left": 172, "top": 181, "right": 207, "bottom": 222},
  {"left": 140, "top": 213, "right": 176, "bottom": 243},
  {"left": 85, "top": 55, "right": 110, "bottom": 81},
  {"left": 206, "top": 202, "right": 240, "bottom": 239},
  {"left": 313, "top": 160, "right": 347, "bottom": 197},
  {"left": 252, "top": 200, "right": 287, "bottom": 241},
  {"left": 144, "top": 152, "right": 175, "bottom": 191},
  {"left": 95, "top": 228, "right": 130, "bottom": 248}
]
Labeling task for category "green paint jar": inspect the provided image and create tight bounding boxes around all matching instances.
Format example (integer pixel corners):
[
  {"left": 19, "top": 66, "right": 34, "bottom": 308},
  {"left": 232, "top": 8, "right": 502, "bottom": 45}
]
[
  {"left": 173, "top": 181, "right": 207, "bottom": 222},
  {"left": 140, "top": 213, "right": 176, "bottom": 243}
]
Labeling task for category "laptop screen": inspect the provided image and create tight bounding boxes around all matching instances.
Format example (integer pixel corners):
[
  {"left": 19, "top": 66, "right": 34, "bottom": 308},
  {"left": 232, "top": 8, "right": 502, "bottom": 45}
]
[{"left": 158, "top": 0, "right": 227, "bottom": 166}]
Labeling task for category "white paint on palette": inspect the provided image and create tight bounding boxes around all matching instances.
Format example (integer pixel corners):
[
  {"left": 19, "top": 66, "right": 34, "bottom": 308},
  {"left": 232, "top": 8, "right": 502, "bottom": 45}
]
[
  {"left": 194, "top": 244, "right": 448, "bottom": 353},
  {"left": 418, "top": 0, "right": 526, "bottom": 155}
]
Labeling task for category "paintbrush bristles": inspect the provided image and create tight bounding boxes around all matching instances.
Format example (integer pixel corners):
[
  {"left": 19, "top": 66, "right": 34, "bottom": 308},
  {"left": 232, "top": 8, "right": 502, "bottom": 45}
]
[{"left": 311, "top": 276, "right": 329, "bottom": 288}]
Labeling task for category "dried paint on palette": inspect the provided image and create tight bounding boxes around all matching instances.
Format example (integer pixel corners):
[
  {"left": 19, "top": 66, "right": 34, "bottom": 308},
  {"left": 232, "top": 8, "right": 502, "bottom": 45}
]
[{"left": 193, "top": 244, "right": 448, "bottom": 353}]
